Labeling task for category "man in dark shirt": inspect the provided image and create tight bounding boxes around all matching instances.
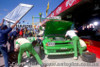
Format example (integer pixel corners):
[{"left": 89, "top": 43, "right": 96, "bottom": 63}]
[
  {"left": 0, "top": 19, "right": 19, "bottom": 67},
  {"left": 8, "top": 31, "right": 14, "bottom": 52},
  {"left": 8, "top": 28, "right": 19, "bottom": 52},
  {"left": 0, "top": 19, "right": 4, "bottom": 56}
]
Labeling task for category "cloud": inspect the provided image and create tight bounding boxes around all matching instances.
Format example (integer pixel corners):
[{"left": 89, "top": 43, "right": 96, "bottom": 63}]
[
  {"left": 0, "top": 9, "right": 8, "bottom": 12},
  {"left": 3, "top": 9, "right": 8, "bottom": 11},
  {"left": 0, "top": 13, "right": 3, "bottom": 15}
]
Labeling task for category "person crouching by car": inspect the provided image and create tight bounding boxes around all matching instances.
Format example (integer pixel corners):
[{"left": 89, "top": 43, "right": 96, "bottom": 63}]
[
  {"left": 14, "top": 36, "right": 46, "bottom": 67},
  {"left": 0, "top": 19, "right": 19, "bottom": 67}
]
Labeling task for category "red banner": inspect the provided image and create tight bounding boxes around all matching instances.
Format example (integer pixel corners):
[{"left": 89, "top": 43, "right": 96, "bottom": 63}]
[{"left": 42, "top": 0, "right": 82, "bottom": 24}]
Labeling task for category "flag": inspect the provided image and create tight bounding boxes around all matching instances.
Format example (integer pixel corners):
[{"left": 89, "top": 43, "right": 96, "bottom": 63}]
[{"left": 46, "top": 2, "right": 49, "bottom": 16}]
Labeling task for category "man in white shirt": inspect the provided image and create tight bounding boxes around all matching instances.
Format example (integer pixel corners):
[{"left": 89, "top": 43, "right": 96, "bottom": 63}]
[
  {"left": 14, "top": 37, "right": 46, "bottom": 67},
  {"left": 65, "top": 30, "right": 86, "bottom": 60}
]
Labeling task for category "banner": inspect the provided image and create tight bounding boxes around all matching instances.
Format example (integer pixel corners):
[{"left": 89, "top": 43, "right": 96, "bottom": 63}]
[
  {"left": 4, "top": 3, "right": 33, "bottom": 23},
  {"left": 43, "top": 0, "right": 82, "bottom": 24}
]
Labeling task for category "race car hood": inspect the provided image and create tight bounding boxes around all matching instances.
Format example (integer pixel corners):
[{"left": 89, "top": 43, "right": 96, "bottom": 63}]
[{"left": 44, "top": 20, "right": 73, "bottom": 36}]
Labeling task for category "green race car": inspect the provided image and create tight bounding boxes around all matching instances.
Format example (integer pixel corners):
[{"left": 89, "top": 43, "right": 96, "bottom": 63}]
[{"left": 42, "top": 20, "right": 74, "bottom": 55}]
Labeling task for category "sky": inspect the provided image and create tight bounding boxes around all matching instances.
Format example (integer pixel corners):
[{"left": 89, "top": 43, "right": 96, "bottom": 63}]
[{"left": 0, "top": 0, "right": 63, "bottom": 25}]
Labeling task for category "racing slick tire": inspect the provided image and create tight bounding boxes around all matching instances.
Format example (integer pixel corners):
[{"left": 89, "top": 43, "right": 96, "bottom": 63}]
[{"left": 81, "top": 52, "right": 96, "bottom": 63}]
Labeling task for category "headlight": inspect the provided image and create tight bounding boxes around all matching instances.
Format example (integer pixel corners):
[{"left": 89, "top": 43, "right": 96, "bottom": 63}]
[{"left": 46, "top": 42, "right": 55, "bottom": 46}]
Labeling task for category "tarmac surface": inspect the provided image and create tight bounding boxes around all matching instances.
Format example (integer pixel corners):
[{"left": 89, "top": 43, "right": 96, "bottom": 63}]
[
  {"left": 0, "top": 42, "right": 100, "bottom": 67},
  {"left": 0, "top": 50, "right": 100, "bottom": 67}
]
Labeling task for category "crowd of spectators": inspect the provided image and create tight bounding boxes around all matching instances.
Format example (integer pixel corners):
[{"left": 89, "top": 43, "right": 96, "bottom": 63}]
[{"left": 77, "top": 24, "right": 100, "bottom": 41}]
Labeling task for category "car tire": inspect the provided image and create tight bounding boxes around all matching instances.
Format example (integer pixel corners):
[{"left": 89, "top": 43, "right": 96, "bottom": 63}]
[
  {"left": 81, "top": 52, "right": 96, "bottom": 63},
  {"left": 34, "top": 46, "right": 41, "bottom": 56},
  {"left": 34, "top": 46, "right": 45, "bottom": 60}
]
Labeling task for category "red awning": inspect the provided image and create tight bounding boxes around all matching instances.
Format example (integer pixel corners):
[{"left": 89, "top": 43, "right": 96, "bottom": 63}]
[{"left": 42, "top": 0, "right": 83, "bottom": 25}]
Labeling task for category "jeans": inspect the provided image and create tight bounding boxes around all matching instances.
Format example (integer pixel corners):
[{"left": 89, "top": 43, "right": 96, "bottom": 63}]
[
  {"left": 0, "top": 45, "right": 9, "bottom": 67},
  {"left": 9, "top": 39, "right": 14, "bottom": 52},
  {"left": 8, "top": 36, "right": 15, "bottom": 52}
]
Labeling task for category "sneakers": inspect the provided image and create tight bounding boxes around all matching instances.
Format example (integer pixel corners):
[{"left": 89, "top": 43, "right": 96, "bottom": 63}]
[
  {"left": 24, "top": 65, "right": 28, "bottom": 67},
  {"left": 73, "top": 57, "right": 78, "bottom": 60},
  {"left": 86, "top": 50, "right": 89, "bottom": 52},
  {"left": 19, "top": 65, "right": 23, "bottom": 67},
  {"left": 17, "top": 64, "right": 24, "bottom": 67},
  {"left": 26, "top": 58, "right": 30, "bottom": 63},
  {"left": 41, "top": 64, "right": 47, "bottom": 67}
]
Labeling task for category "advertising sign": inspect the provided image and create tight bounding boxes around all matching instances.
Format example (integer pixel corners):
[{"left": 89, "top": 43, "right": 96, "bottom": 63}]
[
  {"left": 47, "top": 16, "right": 61, "bottom": 20},
  {"left": 43, "top": 0, "right": 82, "bottom": 24},
  {"left": 4, "top": 3, "right": 33, "bottom": 23}
]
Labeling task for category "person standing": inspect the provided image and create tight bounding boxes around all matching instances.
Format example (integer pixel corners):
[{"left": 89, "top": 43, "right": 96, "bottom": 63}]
[
  {"left": 65, "top": 30, "right": 80, "bottom": 60},
  {"left": 0, "top": 19, "right": 4, "bottom": 56},
  {"left": 25, "top": 27, "right": 28, "bottom": 37},
  {"left": 19, "top": 28, "right": 23, "bottom": 37},
  {"left": 8, "top": 28, "right": 19, "bottom": 52},
  {"left": 8, "top": 31, "right": 14, "bottom": 52},
  {"left": 0, "top": 19, "right": 19, "bottom": 67}
]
